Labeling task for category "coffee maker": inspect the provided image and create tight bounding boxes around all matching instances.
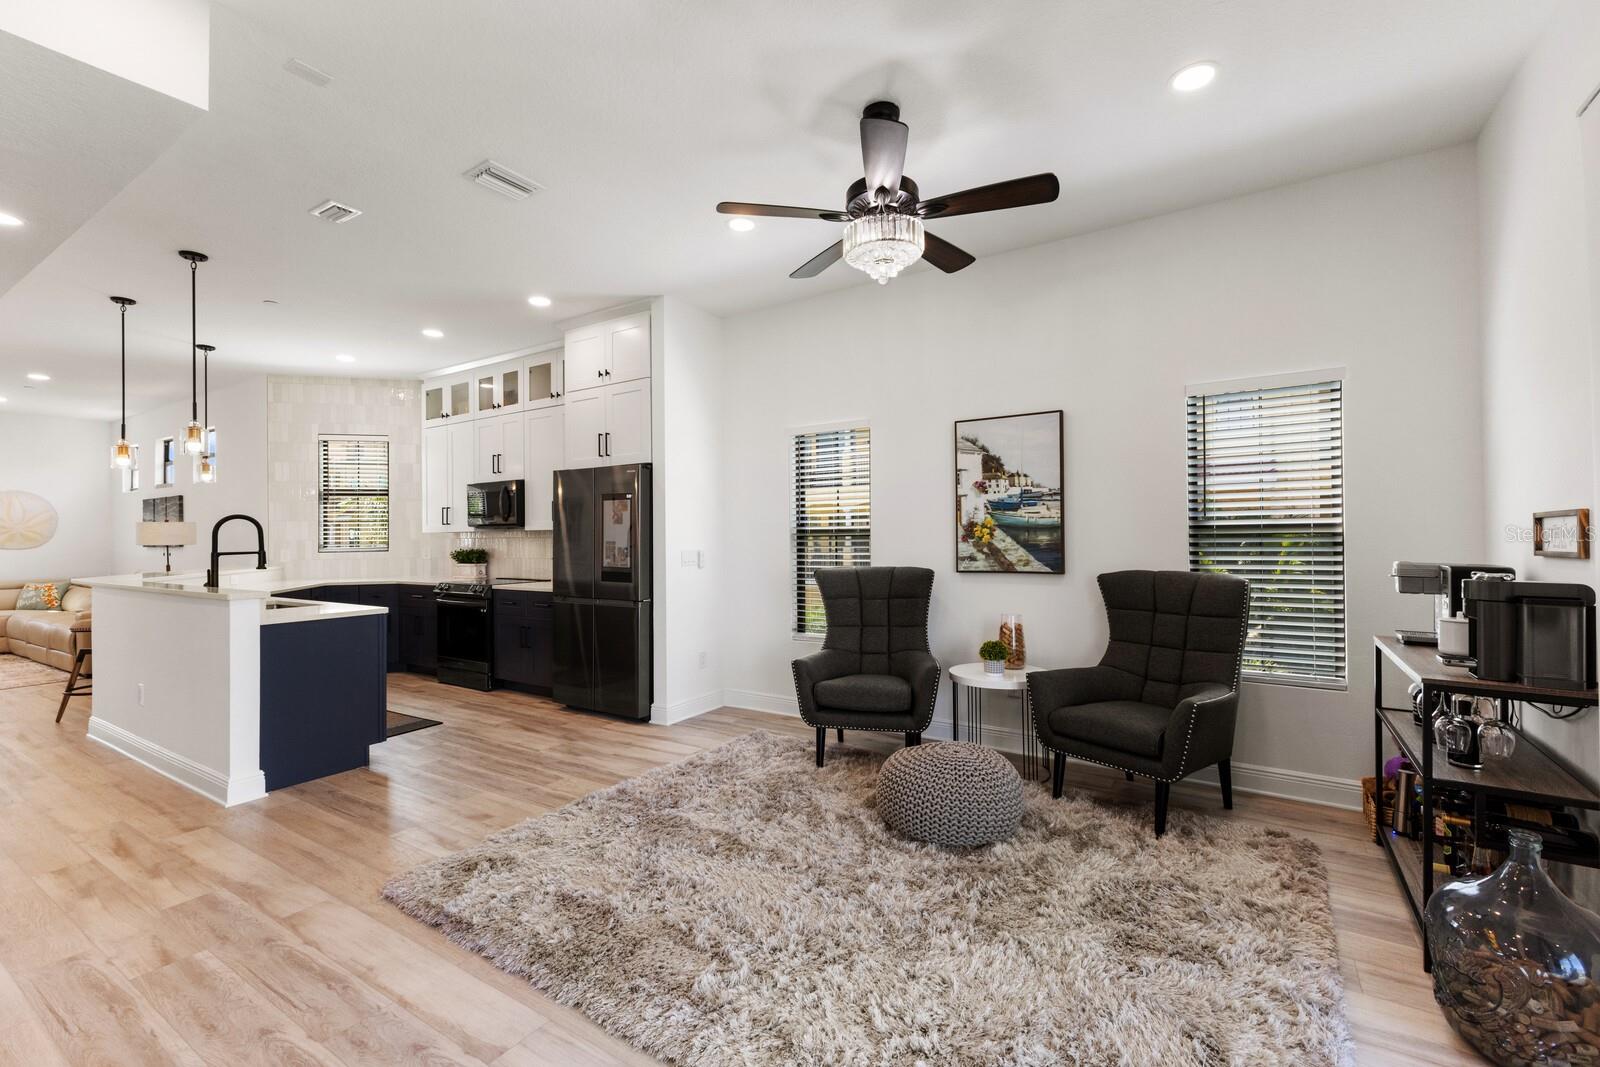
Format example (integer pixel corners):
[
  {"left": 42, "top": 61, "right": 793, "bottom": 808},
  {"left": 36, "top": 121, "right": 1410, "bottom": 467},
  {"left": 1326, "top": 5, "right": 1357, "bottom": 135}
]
[
  {"left": 1391, "top": 561, "right": 1517, "bottom": 648},
  {"left": 1463, "top": 578, "right": 1596, "bottom": 691}
]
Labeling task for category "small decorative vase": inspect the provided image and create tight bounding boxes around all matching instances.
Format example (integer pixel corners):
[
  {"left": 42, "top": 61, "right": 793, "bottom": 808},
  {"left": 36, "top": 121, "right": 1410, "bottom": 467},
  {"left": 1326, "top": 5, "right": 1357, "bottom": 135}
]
[
  {"left": 998, "top": 613, "right": 1025, "bottom": 669},
  {"left": 983, "top": 658, "right": 1005, "bottom": 675},
  {"left": 1426, "top": 828, "right": 1600, "bottom": 1065}
]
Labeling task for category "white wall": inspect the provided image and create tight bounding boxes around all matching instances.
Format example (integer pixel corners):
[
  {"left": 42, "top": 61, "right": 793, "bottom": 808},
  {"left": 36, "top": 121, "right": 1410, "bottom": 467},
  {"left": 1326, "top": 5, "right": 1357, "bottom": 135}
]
[
  {"left": 1477, "top": 1, "right": 1600, "bottom": 787},
  {"left": 715, "top": 144, "right": 1484, "bottom": 798},
  {"left": 0, "top": 411, "right": 114, "bottom": 580},
  {"left": 653, "top": 297, "right": 726, "bottom": 721},
  {"left": 110, "top": 376, "right": 268, "bottom": 575},
  {"left": 0, "top": 0, "right": 210, "bottom": 109}
]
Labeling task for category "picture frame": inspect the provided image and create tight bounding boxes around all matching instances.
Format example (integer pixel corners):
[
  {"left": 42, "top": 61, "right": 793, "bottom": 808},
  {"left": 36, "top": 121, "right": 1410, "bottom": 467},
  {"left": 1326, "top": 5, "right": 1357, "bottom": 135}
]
[
  {"left": 954, "top": 409, "right": 1064, "bottom": 573},
  {"left": 1533, "top": 508, "right": 1590, "bottom": 559}
]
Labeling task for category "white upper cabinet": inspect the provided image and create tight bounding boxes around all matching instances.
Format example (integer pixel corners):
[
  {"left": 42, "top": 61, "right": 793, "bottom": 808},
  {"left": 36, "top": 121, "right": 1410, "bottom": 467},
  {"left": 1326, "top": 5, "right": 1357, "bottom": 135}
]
[
  {"left": 565, "top": 311, "right": 650, "bottom": 394},
  {"left": 472, "top": 361, "right": 522, "bottom": 416},
  {"left": 422, "top": 420, "right": 474, "bottom": 532},
  {"left": 422, "top": 373, "right": 472, "bottom": 424},
  {"left": 562, "top": 390, "right": 606, "bottom": 470},
  {"left": 474, "top": 411, "right": 525, "bottom": 481},
  {"left": 562, "top": 379, "right": 650, "bottom": 468},
  {"left": 606, "top": 313, "right": 651, "bottom": 385},
  {"left": 524, "top": 406, "right": 564, "bottom": 530},
  {"left": 524, "top": 350, "right": 564, "bottom": 409}
]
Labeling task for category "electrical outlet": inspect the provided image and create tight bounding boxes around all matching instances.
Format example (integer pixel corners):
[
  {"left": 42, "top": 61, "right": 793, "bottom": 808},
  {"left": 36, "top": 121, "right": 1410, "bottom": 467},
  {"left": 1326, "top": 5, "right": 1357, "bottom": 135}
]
[{"left": 137, "top": 682, "right": 145, "bottom": 706}]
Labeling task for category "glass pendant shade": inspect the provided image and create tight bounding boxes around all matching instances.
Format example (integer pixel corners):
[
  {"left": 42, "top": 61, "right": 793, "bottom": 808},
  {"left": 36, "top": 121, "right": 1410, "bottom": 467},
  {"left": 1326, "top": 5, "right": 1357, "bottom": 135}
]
[
  {"left": 110, "top": 295, "right": 136, "bottom": 474},
  {"left": 110, "top": 439, "right": 133, "bottom": 469},
  {"left": 182, "top": 419, "right": 205, "bottom": 454},
  {"left": 842, "top": 213, "right": 924, "bottom": 284},
  {"left": 198, "top": 455, "right": 215, "bottom": 483}
]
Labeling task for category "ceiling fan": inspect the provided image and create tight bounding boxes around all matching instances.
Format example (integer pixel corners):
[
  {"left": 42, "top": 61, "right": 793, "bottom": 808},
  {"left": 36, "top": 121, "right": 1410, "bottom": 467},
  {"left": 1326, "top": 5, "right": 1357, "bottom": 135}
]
[{"left": 717, "top": 101, "right": 1059, "bottom": 285}]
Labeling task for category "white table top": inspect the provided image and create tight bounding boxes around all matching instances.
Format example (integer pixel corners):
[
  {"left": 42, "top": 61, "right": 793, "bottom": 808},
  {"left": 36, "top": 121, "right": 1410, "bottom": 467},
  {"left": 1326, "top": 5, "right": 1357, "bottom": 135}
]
[{"left": 948, "top": 661, "right": 1049, "bottom": 690}]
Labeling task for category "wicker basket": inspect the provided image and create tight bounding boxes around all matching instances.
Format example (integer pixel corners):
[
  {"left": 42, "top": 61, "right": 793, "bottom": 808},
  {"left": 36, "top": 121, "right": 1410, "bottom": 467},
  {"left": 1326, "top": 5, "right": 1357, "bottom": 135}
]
[{"left": 1362, "top": 775, "right": 1397, "bottom": 837}]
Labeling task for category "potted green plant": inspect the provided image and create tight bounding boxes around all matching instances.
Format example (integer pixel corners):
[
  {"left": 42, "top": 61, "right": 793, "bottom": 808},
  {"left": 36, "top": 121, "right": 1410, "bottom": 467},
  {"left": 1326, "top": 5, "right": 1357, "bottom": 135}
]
[
  {"left": 979, "top": 639, "right": 1009, "bottom": 675},
  {"left": 450, "top": 547, "right": 489, "bottom": 582}
]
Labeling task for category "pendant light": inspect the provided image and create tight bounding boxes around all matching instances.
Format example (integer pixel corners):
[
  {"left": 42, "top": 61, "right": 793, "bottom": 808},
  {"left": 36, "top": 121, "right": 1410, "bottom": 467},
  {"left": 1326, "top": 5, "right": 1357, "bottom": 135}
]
[
  {"left": 178, "top": 250, "right": 209, "bottom": 454},
  {"left": 196, "top": 343, "right": 215, "bottom": 482},
  {"left": 109, "top": 295, "right": 137, "bottom": 468}
]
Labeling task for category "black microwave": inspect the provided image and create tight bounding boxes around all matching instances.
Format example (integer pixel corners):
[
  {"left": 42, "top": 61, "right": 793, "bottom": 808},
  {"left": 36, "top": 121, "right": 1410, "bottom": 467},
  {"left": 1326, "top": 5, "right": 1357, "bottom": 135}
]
[{"left": 466, "top": 480, "right": 525, "bottom": 528}]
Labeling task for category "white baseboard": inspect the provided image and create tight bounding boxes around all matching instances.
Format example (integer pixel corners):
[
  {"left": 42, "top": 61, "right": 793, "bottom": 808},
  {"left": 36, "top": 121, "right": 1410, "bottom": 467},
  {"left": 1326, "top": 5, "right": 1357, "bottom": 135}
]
[
  {"left": 650, "top": 689, "right": 726, "bottom": 726},
  {"left": 718, "top": 690, "right": 1362, "bottom": 812},
  {"left": 87, "top": 716, "right": 266, "bottom": 807}
]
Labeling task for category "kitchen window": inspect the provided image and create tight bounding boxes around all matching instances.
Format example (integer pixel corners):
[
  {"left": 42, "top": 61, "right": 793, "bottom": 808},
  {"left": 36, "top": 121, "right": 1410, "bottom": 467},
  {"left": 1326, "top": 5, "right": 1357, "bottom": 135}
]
[
  {"left": 1186, "top": 376, "right": 1345, "bottom": 687},
  {"left": 157, "top": 437, "right": 175, "bottom": 487},
  {"left": 792, "top": 424, "right": 870, "bottom": 636},
  {"left": 318, "top": 435, "right": 390, "bottom": 552}
]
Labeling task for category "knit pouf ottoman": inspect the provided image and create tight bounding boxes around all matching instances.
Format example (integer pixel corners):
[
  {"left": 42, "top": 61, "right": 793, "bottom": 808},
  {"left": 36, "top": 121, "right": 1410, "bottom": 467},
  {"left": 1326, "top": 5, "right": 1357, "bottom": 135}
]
[{"left": 878, "top": 742, "right": 1023, "bottom": 847}]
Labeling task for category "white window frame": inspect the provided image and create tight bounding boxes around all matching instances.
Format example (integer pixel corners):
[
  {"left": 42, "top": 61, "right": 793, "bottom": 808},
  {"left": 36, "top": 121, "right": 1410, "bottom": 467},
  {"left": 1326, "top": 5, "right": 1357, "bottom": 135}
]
[
  {"left": 790, "top": 421, "right": 871, "bottom": 640},
  {"left": 1185, "top": 369, "right": 1347, "bottom": 690},
  {"left": 317, "top": 434, "right": 390, "bottom": 553}
]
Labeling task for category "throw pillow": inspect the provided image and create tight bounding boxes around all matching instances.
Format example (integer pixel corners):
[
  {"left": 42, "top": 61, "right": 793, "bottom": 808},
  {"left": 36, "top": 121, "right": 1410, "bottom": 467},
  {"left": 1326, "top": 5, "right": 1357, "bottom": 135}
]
[{"left": 16, "top": 581, "right": 67, "bottom": 611}]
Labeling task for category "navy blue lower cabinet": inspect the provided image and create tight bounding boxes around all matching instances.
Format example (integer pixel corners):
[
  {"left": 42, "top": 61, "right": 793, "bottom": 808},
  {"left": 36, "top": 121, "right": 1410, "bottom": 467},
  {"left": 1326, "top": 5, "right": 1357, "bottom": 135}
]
[{"left": 259, "top": 613, "right": 387, "bottom": 791}]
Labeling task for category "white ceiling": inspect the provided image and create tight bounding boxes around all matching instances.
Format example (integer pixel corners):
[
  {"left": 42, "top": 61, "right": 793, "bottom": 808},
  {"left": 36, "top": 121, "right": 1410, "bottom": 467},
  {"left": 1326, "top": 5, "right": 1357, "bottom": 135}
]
[{"left": 0, "top": 0, "right": 1559, "bottom": 420}]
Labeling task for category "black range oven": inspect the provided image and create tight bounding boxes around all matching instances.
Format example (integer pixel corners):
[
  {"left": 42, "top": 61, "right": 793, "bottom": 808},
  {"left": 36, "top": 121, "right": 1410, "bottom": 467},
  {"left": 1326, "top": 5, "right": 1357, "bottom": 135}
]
[{"left": 435, "top": 581, "right": 492, "bottom": 690}]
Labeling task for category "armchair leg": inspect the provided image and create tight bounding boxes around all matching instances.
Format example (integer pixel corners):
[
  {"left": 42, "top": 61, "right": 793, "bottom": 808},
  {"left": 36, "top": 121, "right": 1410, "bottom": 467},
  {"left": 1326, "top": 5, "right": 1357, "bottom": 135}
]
[
  {"left": 904, "top": 732, "right": 920, "bottom": 747},
  {"left": 1051, "top": 752, "right": 1065, "bottom": 799},
  {"left": 815, "top": 727, "right": 825, "bottom": 768},
  {"left": 837, "top": 729, "right": 844, "bottom": 742},
  {"left": 1218, "top": 759, "right": 1233, "bottom": 810},
  {"left": 1154, "top": 782, "right": 1170, "bottom": 837},
  {"left": 1124, "top": 770, "right": 1133, "bottom": 782}
]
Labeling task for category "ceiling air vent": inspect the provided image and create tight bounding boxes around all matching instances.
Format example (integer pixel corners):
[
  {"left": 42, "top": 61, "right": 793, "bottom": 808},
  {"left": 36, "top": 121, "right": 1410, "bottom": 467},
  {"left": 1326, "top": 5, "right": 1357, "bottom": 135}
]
[
  {"left": 309, "top": 199, "right": 362, "bottom": 224},
  {"left": 464, "top": 160, "right": 543, "bottom": 201}
]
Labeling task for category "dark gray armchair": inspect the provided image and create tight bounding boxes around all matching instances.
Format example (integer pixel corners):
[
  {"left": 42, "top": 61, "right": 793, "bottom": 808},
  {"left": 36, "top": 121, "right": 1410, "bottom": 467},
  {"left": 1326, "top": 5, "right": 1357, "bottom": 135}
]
[
  {"left": 1028, "top": 570, "right": 1250, "bottom": 836},
  {"left": 792, "top": 567, "right": 939, "bottom": 766}
]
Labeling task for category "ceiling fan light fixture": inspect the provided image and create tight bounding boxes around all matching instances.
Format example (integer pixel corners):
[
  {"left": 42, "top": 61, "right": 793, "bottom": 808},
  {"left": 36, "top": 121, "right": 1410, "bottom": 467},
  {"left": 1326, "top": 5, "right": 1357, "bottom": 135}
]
[{"left": 842, "top": 213, "right": 924, "bottom": 285}]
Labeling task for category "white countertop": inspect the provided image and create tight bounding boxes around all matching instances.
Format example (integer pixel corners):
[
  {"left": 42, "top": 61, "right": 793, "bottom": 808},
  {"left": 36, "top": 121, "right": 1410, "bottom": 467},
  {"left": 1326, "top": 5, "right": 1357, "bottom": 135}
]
[
  {"left": 259, "top": 598, "right": 388, "bottom": 626},
  {"left": 78, "top": 570, "right": 552, "bottom": 609}
]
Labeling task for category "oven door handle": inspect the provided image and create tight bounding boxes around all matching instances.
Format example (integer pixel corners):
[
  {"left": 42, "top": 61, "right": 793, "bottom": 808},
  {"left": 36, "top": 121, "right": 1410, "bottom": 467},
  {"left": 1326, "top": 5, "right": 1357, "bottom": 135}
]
[{"left": 436, "top": 597, "right": 489, "bottom": 609}]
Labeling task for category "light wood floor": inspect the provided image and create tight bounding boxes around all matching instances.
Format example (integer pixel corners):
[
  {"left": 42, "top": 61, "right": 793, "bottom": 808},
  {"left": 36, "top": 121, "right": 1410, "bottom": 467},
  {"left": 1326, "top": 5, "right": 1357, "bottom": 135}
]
[{"left": 0, "top": 670, "right": 1482, "bottom": 1066}]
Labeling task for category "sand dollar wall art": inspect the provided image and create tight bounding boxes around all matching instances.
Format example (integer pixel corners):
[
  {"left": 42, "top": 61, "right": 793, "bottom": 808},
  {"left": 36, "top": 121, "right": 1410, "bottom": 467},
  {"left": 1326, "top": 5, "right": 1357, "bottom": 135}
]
[{"left": 0, "top": 491, "right": 58, "bottom": 550}]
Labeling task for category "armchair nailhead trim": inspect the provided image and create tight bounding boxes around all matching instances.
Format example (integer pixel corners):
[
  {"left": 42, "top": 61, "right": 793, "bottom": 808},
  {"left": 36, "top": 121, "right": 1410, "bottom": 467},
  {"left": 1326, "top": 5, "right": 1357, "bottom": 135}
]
[{"left": 1028, "top": 578, "right": 1251, "bottom": 785}]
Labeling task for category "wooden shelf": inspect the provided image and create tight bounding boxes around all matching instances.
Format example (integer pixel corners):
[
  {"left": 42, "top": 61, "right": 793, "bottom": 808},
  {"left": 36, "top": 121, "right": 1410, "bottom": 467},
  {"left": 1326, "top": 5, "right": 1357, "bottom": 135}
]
[
  {"left": 1376, "top": 707, "right": 1600, "bottom": 810},
  {"left": 1374, "top": 634, "right": 1597, "bottom": 706}
]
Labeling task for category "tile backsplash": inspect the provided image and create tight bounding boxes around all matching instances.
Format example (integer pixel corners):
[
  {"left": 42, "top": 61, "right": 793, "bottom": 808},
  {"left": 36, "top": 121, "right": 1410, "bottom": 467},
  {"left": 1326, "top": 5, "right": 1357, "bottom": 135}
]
[{"left": 267, "top": 375, "right": 551, "bottom": 581}]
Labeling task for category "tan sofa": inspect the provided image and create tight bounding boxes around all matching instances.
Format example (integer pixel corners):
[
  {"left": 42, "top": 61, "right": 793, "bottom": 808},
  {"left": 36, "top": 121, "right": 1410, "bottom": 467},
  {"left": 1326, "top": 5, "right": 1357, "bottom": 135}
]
[{"left": 0, "top": 581, "right": 91, "bottom": 672}]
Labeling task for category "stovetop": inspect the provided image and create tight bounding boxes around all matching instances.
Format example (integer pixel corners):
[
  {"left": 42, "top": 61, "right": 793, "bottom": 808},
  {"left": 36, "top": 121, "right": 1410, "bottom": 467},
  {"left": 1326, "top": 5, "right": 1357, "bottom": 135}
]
[{"left": 433, "top": 577, "right": 535, "bottom": 598}]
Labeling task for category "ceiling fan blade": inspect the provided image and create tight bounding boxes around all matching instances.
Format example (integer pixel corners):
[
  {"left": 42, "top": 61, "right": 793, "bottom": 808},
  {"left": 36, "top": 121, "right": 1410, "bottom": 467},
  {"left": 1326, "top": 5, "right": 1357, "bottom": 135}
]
[
  {"left": 718, "top": 202, "right": 849, "bottom": 222},
  {"left": 916, "top": 173, "right": 1060, "bottom": 219},
  {"left": 860, "top": 109, "right": 909, "bottom": 203},
  {"left": 922, "top": 233, "right": 976, "bottom": 273},
  {"left": 790, "top": 240, "right": 843, "bottom": 279}
]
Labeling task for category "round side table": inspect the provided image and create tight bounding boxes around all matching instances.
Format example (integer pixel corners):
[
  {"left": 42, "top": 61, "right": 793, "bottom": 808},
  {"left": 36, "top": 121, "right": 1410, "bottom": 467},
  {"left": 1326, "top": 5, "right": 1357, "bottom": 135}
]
[{"left": 948, "top": 662, "right": 1049, "bottom": 781}]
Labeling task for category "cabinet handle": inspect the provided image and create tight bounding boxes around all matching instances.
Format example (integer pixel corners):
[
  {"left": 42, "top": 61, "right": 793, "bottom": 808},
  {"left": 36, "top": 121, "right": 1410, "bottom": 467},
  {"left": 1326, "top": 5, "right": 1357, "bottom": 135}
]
[
  {"left": 597, "top": 432, "right": 602, "bottom": 457},
  {"left": 605, "top": 369, "right": 611, "bottom": 377},
  {"left": 605, "top": 431, "right": 611, "bottom": 456}
]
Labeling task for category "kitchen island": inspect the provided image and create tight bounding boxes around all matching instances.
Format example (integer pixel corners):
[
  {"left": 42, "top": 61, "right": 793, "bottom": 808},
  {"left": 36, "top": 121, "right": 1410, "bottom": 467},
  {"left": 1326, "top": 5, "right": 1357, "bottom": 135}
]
[{"left": 78, "top": 570, "right": 394, "bottom": 805}]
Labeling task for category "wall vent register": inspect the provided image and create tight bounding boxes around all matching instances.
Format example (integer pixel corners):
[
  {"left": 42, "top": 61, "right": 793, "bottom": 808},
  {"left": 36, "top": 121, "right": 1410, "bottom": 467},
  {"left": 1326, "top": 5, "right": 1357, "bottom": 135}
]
[
  {"left": 309, "top": 199, "right": 362, "bottom": 223},
  {"left": 1186, "top": 378, "right": 1345, "bottom": 686},
  {"left": 464, "top": 160, "right": 543, "bottom": 201}
]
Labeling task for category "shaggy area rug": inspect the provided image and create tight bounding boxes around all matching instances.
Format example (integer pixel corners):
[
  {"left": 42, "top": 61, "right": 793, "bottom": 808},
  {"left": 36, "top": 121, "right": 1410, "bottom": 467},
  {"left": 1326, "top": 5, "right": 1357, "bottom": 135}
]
[
  {"left": 0, "top": 654, "right": 66, "bottom": 691},
  {"left": 384, "top": 732, "right": 1354, "bottom": 1067}
]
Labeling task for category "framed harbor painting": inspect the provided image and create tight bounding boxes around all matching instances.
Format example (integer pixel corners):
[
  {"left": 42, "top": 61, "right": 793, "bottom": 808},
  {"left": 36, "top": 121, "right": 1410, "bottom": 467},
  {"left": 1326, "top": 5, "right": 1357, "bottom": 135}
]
[{"left": 955, "top": 410, "right": 1064, "bottom": 573}]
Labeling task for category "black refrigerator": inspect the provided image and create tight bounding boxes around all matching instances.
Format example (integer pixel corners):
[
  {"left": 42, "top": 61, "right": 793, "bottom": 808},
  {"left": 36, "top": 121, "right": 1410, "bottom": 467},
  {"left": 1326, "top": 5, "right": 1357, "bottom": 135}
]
[{"left": 552, "top": 463, "right": 652, "bottom": 720}]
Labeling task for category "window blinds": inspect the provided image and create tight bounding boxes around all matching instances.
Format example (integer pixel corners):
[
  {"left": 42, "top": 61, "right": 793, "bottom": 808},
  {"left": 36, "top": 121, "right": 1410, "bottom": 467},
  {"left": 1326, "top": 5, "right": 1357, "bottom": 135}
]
[
  {"left": 318, "top": 436, "right": 390, "bottom": 552},
  {"left": 1186, "top": 380, "right": 1345, "bottom": 684},
  {"left": 792, "top": 426, "right": 871, "bottom": 635}
]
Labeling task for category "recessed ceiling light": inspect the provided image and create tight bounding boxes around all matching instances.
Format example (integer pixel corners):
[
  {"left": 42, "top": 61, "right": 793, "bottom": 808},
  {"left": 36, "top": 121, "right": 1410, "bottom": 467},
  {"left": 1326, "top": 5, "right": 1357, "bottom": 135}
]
[
  {"left": 421, "top": 328, "right": 444, "bottom": 339},
  {"left": 727, "top": 217, "right": 755, "bottom": 232},
  {"left": 527, "top": 294, "right": 552, "bottom": 308},
  {"left": 1170, "top": 61, "right": 1218, "bottom": 93},
  {"left": 335, "top": 354, "right": 356, "bottom": 363},
  {"left": 26, "top": 372, "right": 49, "bottom": 381},
  {"left": 0, "top": 212, "right": 22, "bottom": 227}
]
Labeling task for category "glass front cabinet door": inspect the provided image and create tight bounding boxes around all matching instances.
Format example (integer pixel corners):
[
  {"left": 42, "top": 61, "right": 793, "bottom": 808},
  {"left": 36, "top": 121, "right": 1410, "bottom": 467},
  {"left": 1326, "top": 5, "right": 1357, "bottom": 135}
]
[
  {"left": 423, "top": 373, "right": 472, "bottom": 423},
  {"left": 526, "top": 351, "right": 564, "bottom": 410},
  {"left": 474, "top": 362, "right": 522, "bottom": 415}
]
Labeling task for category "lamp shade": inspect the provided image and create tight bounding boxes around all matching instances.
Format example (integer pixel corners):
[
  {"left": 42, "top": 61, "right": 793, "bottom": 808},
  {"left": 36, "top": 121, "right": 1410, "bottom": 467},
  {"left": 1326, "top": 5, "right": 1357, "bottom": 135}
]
[{"left": 137, "top": 521, "right": 197, "bottom": 548}]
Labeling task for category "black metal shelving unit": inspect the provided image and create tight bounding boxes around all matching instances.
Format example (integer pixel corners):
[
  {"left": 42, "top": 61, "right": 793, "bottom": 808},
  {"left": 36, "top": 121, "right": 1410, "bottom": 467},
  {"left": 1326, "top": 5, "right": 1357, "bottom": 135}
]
[{"left": 1372, "top": 635, "right": 1600, "bottom": 970}]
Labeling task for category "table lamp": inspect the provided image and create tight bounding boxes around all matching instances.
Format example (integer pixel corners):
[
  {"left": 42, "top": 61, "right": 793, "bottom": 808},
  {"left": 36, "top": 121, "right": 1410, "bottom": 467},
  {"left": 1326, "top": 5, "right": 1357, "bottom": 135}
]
[{"left": 137, "top": 521, "right": 196, "bottom": 573}]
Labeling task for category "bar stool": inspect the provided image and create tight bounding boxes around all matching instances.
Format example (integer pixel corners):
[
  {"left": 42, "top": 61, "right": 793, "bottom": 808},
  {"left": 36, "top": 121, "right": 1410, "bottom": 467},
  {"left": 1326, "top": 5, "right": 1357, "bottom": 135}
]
[{"left": 55, "top": 627, "right": 91, "bottom": 723}]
